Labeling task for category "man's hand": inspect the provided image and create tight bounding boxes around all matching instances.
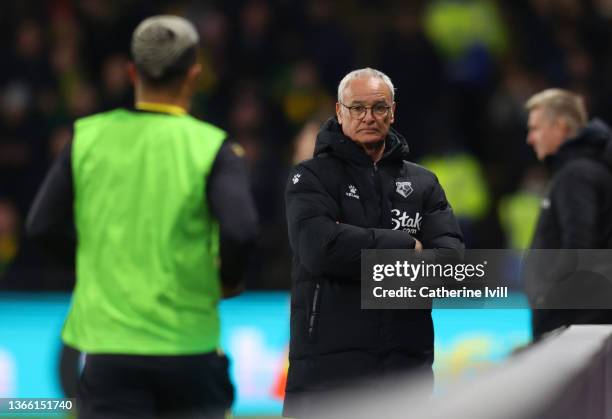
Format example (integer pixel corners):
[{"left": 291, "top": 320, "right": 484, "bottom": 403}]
[
  {"left": 414, "top": 238, "right": 423, "bottom": 252},
  {"left": 338, "top": 220, "right": 423, "bottom": 251}
]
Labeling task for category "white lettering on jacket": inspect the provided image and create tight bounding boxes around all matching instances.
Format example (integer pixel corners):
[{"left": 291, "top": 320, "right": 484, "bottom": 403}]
[{"left": 391, "top": 209, "right": 422, "bottom": 234}]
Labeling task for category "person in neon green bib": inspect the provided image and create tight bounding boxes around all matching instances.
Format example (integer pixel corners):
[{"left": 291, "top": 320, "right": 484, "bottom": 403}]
[{"left": 27, "top": 15, "right": 258, "bottom": 419}]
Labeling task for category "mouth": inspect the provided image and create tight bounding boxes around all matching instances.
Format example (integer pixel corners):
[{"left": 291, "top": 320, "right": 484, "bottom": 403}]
[{"left": 359, "top": 129, "right": 379, "bottom": 134}]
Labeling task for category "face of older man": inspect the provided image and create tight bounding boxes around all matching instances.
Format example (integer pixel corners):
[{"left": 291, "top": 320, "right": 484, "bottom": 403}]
[
  {"left": 527, "top": 107, "right": 569, "bottom": 161},
  {"left": 336, "top": 77, "right": 395, "bottom": 146}
]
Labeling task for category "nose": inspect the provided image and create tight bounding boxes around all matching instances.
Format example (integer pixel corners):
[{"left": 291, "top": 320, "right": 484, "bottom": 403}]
[{"left": 362, "top": 108, "right": 376, "bottom": 123}]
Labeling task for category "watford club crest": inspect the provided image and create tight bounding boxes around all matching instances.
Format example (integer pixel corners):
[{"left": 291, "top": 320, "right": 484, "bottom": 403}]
[{"left": 395, "top": 181, "right": 413, "bottom": 198}]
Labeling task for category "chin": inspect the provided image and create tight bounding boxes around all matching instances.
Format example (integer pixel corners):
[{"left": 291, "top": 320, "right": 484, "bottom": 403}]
[{"left": 355, "top": 135, "right": 385, "bottom": 144}]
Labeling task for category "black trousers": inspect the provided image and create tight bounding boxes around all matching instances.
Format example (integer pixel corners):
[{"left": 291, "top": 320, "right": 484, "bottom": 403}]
[
  {"left": 78, "top": 352, "right": 234, "bottom": 419},
  {"left": 283, "top": 352, "right": 433, "bottom": 419}
]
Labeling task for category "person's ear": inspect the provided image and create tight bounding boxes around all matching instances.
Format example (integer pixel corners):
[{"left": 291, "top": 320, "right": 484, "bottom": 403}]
[
  {"left": 190, "top": 63, "right": 202, "bottom": 80},
  {"left": 390, "top": 102, "right": 396, "bottom": 124},
  {"left": 557, "top": 117, "right": 572, "bottom": 136},
  {"left": 336, "top": 102, "right": 342, "bottom": 124},
  {"left": 186, "top": 63, "right": 202, "bottom": 88}
]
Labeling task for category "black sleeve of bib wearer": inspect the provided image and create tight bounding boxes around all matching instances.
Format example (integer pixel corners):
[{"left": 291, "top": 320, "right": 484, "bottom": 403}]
[
  {"left": 207, "top": 141, "right": 259, "bottom": 291},
  {"left": 26, "top": 142, "right": 76, "bottom": 266}
]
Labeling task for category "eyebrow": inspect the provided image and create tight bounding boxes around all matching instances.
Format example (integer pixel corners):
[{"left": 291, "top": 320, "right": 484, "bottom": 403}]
[{"left": 348, "top": 100, "right": 389, "bottom": 106}]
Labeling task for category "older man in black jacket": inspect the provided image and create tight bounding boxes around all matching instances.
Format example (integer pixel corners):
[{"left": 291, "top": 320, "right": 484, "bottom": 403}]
[
  {"left": 283, "top": 68, "right": 464, "bottom": 418},
  {"left": 525, "top": 88, "right": 612, "bottom": 339}
]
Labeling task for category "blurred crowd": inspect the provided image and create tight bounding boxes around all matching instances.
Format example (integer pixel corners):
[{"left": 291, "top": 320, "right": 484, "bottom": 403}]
[{"left": 3, "top": 0, "right": 612, "bottom": 290}]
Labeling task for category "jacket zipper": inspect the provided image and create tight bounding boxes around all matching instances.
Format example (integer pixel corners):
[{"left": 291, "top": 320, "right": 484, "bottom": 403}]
[{"left": 308, "top": 283, "right": 321, "bottom": 339}]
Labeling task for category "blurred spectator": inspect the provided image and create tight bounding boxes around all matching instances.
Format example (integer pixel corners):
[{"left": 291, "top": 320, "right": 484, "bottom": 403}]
[
  {"left": 0, "top": 82, "right": 46, "bottom": 213},
  {"left": 229, "top": 0, "right": 278, "bottom": 80},
  {"left": 292, "top": 118, "right": 321, "bottom": 164},
  {"left": 281, "top": 60, "right": 334, "bottom": 129},
  {"left": 424, "top": 0, "right": 508, "bottom": 62},
  {"left": 192, "top": 8, "right": 231, "bottom": 97},
  {"left": 66, "top": 82, "right": 99, "bottom": 119},
  {"left": 425, "top": 0, "right": 509, "bottom": 158},
  {"left": 6, "top": 19, "right": 55, "bottom": 90},
  {"left": 99, "top": 53, "right": 132, "bottom": 110},
  {"left": 376, "top": 3, "right": 444, "bottom": 159},
  {"left": 50, "top": 37, "right": 83, "bottom": 105},
  {"left": 498, "top": 166, "right": 546, "bottom": 249},
  {"left": 484, "top": 63, "right": 541, "bottom": 195},
  {"left": 227, "top": 82, "right": 290, "bottom": 289},
  {"left": 505, "top": 1, "right": 569, "bottom": 86},
  {"left": 420, "top": 152, "right": 492, "bottom": 247},
  {"left": 0, "top": 200, "right": 19, "bottom": 278},
  {"left": 300, "top": 0, "right": 356, "bottom": 93}
]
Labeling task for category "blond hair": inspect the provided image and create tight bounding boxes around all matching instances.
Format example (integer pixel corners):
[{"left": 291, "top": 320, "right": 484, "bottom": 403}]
[{"left": 525, "top": 88, "right": 588, "bottom": 134}]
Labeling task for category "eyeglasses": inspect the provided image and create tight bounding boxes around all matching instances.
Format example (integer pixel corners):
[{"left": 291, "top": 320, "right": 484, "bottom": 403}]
[{"left": 339, "top": 102, "right": 392, "bottom": 119}]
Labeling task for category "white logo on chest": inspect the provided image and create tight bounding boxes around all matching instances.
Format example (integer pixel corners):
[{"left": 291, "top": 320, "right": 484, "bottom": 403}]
[
  {"left": 346, "top": 184, "right": 360, "bottom": 199},
  {"left": 391, "top": 209, "right": 422, "bottom": 234},
  {"left": 396, "top": 181, "right": 413, "bottom": 198}
]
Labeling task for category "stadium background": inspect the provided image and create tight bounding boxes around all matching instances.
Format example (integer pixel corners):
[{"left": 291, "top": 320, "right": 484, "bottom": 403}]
[{"left": 0, "top": 0, "right": 609, "bottom": 417}]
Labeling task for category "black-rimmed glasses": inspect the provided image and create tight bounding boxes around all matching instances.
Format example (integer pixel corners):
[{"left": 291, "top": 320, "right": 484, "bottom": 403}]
[{"left": 339, "top": 102, "right": 391, "bottom": 119}]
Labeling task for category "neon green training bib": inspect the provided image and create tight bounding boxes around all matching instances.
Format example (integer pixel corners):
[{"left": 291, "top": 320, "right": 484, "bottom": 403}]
[{"left": 63, "top": 108, "right": 226, "bottom": 355}]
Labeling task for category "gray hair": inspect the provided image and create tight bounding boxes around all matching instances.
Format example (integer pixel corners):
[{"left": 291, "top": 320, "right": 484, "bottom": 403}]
[
  {"left": 525, "top": 88, "right": 588, "bottom": 134},
  {"left": 337, "top": 68, "right": 395, "bottom": 102},
  {"left": 131, "top": 15, "right": 199, "bottom": 80}
]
